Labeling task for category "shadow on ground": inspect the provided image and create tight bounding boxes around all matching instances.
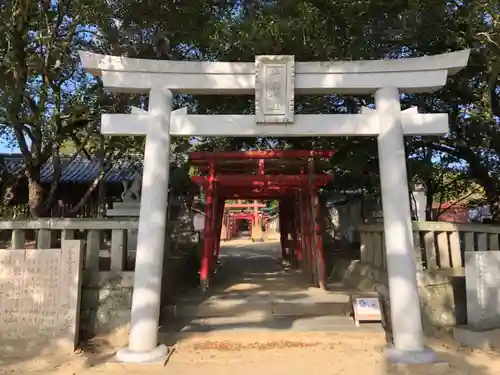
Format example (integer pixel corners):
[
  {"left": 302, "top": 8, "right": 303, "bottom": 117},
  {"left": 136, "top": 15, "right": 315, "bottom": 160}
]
[{"left": 156, "top": 239, "right": 376, "bottom": 341}]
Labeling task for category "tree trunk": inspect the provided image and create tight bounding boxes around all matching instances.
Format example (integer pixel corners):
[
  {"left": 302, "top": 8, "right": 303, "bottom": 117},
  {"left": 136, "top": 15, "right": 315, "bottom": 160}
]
[{"left": 28, "top": 177, "right": 46, "bottom": 217}]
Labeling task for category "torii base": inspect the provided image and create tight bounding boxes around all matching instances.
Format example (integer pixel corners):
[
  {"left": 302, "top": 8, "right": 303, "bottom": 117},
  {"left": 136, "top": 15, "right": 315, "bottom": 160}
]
[
  {"left": 384, "top": 346, "right": 438, "bottom": 364},
  {"left": 200, "top": 278, "right": 210, "bottom": 292},
  {"left": 115, "top": 344, "right": 168, "bottom": 363}
]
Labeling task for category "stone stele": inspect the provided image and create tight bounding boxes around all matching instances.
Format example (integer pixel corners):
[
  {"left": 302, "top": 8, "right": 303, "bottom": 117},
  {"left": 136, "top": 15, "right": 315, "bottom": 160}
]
[
  {"left": 0, "top": 240, "right": 83, "bottom": 354},
  {"left": 465, "top": 251, "right": 500, "bottom": 330}
]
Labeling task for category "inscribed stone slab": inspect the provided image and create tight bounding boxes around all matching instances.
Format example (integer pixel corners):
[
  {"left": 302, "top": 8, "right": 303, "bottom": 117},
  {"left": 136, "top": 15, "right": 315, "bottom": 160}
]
[
  {"left": 465, "top": 251, "right": 500, "bottom": 330},
  {"left": 255, "top": 55, "right": 295, "bottom": 124},
  {"left": 0, "top": 240, "right": 83, "bottom": 353}
]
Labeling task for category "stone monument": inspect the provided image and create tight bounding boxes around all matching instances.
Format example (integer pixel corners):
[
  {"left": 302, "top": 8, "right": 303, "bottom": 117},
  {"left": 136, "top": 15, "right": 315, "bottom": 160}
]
[
  {"left": 453, "top": 250, "right": 500, "bottom": 349},
  {"left": 0, "top": 240, "right": 83, "bottom": 354},
  {"left": 465, "top": 251, "right": 500, "bottom": 329}
]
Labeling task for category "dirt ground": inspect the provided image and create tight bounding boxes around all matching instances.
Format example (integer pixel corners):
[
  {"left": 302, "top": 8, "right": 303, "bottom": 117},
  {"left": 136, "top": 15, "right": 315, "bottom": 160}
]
[{"left": 1, "top": 330, "right": 500, "bottom": 375}]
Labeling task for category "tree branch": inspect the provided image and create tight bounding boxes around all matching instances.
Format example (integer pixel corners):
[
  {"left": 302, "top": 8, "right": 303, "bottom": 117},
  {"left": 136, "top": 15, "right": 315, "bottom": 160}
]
[{"left": 435, "top": 189, "right": 481, "bottom": 217}]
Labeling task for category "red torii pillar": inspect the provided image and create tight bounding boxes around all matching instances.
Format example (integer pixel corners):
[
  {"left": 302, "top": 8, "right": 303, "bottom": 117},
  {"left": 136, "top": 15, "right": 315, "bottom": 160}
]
[
  {"left": 200, "top": 159, "right": 215, "bottom": 290},
  {"left": 252, "top": 200, "right": 264, "bottom": 242}
]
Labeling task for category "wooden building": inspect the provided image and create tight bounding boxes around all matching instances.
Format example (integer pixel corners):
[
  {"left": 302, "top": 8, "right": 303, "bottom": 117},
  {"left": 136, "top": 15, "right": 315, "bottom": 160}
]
[{"left": 1, "top": 154, "right": 180, "bottom": 217}]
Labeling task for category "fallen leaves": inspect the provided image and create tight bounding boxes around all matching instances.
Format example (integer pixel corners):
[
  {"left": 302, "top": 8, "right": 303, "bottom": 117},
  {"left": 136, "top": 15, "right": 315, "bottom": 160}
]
[{"left": 191, "top": 340, "right": 320, "bottom": 351}]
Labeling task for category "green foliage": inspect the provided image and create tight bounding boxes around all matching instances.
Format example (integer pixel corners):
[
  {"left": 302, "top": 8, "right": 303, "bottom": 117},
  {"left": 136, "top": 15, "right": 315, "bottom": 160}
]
[{"left": 1, "top": 0, "right": 500, "bottom": 221}]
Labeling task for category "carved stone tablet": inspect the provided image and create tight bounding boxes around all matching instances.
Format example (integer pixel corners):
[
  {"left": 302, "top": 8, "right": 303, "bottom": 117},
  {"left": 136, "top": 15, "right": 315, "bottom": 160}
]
[
  {"left": 255, "top": 55, "right": 295, "bottom": 124},
  {"left": 465, "top": 251, "right": 500, "bottom": 330},
  {"left": 0, "top": 240, "right": 83, "bottom": 353}
]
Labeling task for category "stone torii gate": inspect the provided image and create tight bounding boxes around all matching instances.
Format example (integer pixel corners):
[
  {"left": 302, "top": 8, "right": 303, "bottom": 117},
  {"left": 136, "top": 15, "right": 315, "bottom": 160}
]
[{"left": 80, "top": 50, "right": 470, "bottom": 363}]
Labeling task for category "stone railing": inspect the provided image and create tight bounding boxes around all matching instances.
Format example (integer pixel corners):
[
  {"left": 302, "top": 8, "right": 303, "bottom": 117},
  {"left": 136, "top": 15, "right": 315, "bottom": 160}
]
[
  {"left": 0, "top": 218, "right": 140, "bottom": 284},
  {"left": 359, "top": 221, "right": 500, "bottom": 271}
]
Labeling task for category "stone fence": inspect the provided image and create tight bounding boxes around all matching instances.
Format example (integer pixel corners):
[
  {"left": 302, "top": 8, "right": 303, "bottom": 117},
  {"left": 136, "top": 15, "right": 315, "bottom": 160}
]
[
  {"left": 1, "top": 218, "right": 141, "bottom": 276},
  {"left": 359, "top": 221, "right": 500, "bottom": 271},
  {"left": 342, "top": 221, "right": 500, "bottom": 330},
  {"left": 0, "top": 218, "right": 200, "bottom": 337}
]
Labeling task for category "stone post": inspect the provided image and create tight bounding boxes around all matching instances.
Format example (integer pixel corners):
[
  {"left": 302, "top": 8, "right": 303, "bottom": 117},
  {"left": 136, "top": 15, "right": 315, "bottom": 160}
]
[
  {"left": 412, "top": 184, "right": 427, "bottom": 221},
  {"left": 376, "top": 87, "right": 436, "bottom": 363},
  {"left": 115, "top": 87, "right": 172, "bottom": 363}
]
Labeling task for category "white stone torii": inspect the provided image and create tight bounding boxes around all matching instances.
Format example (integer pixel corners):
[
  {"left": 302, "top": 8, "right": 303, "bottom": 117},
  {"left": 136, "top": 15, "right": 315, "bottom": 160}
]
[{"left": 80, "top": 50, "right": 470, "bottom": 364}]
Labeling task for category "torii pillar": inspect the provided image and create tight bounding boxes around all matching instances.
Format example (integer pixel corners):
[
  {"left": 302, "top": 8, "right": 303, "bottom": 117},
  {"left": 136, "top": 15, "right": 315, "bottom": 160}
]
[
  {"left": 252, "top": 200, "right": 264, "bottom": 242},
  {"left": 375, "top": 89, "right": 435, "bottom": 362},
  {"left": 116, "top": 90, "right": 172, "bottom": 362}
]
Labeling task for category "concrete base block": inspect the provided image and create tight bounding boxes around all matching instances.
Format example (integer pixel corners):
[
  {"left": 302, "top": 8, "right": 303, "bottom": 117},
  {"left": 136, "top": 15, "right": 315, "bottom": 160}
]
[
  {"left": 453, "top": 325, "right": 500, "bottom": 350},
  {"left": 115, "top": 344, "right": 168, "bottom": 363},
  {"left": 385, "top": 345, "right": 438, "bottom": 364}
]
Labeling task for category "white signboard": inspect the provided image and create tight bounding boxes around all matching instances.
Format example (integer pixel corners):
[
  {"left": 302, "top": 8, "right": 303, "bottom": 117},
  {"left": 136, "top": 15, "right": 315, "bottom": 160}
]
[
  {"left": 351, "top": 294, "right": 382, "bottom": 327},
  {"left": 193, "top": 213, "right": 205, "bottom": 232}
]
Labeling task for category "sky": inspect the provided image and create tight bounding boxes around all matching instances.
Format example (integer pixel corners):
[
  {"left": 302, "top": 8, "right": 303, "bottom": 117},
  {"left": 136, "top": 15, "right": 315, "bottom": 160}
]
[{"left": 0, "top": 139, "right": 17, "bottom": 154}]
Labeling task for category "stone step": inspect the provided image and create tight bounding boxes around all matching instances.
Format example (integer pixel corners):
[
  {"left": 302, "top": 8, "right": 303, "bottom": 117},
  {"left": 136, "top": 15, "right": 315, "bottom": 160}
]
[
  {"left": 164, "top": 293, "right": 353, "bottom": 318},
  {"left": 160, "top": 315, "right": 384, "bottom": 335}
]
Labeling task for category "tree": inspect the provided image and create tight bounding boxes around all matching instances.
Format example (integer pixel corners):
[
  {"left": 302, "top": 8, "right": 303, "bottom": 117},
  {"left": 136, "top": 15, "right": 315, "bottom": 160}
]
[
  {"left": 0, "top": 0, "right": 220, "bottom": 217},
  {"left": 189, "top": 0, "right": 500, "bottom": 222},
  {"left": 398, "top": 1, "right": 500, "bottom": 220},
  {"left": 0, "top": 1, "right": 119, "bottom": 216},
  {"left": 3, "top": 0, "right": 498, "bottom": 222}
]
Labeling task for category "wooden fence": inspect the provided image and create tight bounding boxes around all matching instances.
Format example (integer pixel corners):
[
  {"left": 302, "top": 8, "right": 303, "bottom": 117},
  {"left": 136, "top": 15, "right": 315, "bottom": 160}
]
[{"left": 359, "top": 221, "right": 500, "bottom": 271}]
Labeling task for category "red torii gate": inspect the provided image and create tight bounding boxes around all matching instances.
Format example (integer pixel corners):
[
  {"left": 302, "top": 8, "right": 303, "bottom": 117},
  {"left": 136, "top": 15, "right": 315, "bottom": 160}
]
[
  {"left": 226, "top": 212, "right": 254, "bottom": 240},
  {"left": 222, "top": 202, "right": 267, "bottom": 241},
  {"left": 223, "top": 210, "right": 271, "bottom": 241},
  {"left": 189, "top": 150, "right": 335, "bottom": 291},
  {"left": 225, "top": 203, "right": 266, "bottom": 208}
]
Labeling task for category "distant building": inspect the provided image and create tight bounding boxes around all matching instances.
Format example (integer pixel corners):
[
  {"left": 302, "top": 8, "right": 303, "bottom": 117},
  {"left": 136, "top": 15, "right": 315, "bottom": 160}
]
[
  {"left": 432, "top": 202, "right": 470, "bottom": 223},
  {"left": 1, "top": 153, "right": 197, "bottom": 217}
]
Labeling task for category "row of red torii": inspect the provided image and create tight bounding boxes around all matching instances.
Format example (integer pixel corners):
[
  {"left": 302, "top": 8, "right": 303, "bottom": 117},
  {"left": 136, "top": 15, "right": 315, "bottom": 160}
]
[
  {"left": 220, "top": 202, "right": 267, "bottom": 241},
  {"left": 222, "top": 208, "right": 276, "bottom": 241},
  {"left": 189, "top": 150, "right": 334, "bottom": 291}
]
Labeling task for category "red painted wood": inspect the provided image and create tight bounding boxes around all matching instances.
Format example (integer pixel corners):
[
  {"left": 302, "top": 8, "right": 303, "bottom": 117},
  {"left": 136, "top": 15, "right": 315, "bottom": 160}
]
[
  {"left": 192, "top": 174, "right": 331, "bottom": 185},
  {"left": 213, "top": 197, "right": 225, "bottom": 265},
  {"left": 190, "top": 150, "right": 333, "bottom": 291},
  {"left": 225, "top": 203, "right": 267, "bottom": 208},
  {"left": 300, "top": 189, "right": 312, "bottom": 281},
  {"left": 189, "top": 150, "right": 336, "bottom": 160},
  {"left": 314, "top": 191, "right": 327, "bottom": 288},
  {"left": 200, "top": 158, "right": 215, "bottom": 290}
]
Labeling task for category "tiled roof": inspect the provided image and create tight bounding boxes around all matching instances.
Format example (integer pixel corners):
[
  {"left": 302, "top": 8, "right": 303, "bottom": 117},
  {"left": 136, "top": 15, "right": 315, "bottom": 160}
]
[{"left": 0, "top": 154, "right": 141, "bottom": 183}]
